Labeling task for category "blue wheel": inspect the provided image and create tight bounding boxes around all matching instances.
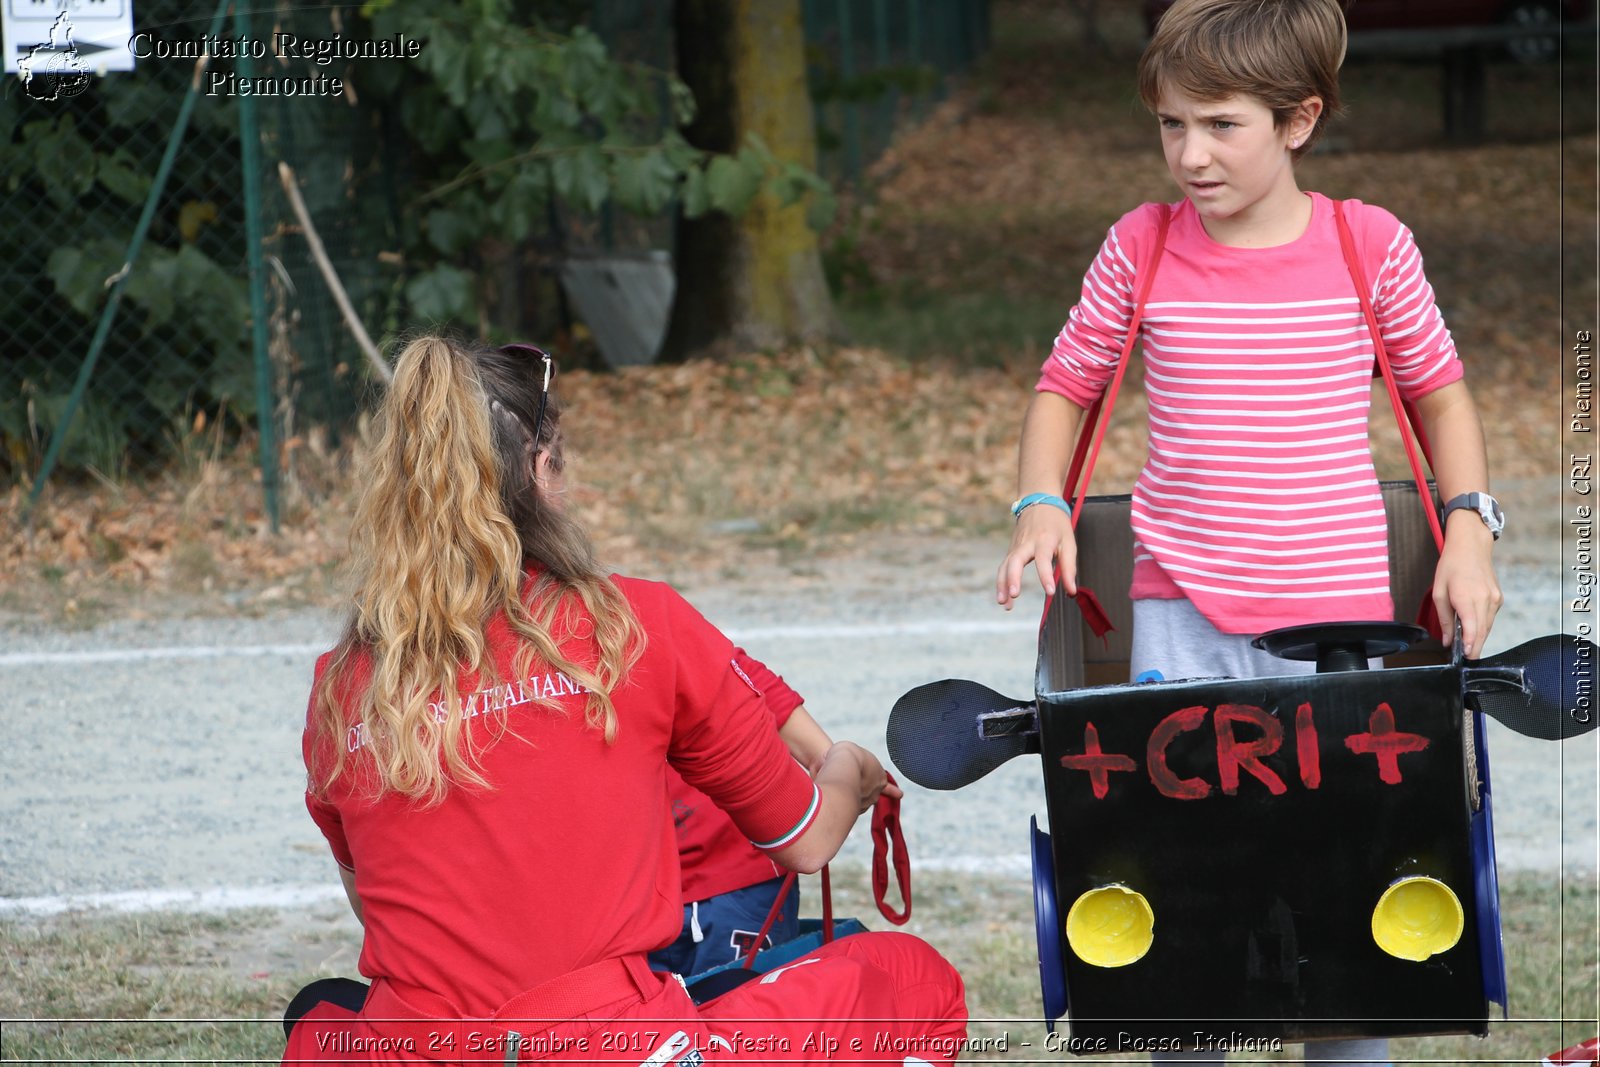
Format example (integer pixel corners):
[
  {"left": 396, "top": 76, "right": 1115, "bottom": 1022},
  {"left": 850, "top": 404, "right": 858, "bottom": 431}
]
[
  {"left": 1469, "top": 709, "right": 1508, "bottom": 1012},
  {"left": 1031, "top": 815, "right": 1069, "bottom": 1029}
]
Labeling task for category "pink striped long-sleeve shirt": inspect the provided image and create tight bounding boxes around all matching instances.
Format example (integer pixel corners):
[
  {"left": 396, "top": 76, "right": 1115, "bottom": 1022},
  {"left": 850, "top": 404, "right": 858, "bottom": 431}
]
[{"left": 1039, "top": 193, "right": 1462, "bottom": 634}]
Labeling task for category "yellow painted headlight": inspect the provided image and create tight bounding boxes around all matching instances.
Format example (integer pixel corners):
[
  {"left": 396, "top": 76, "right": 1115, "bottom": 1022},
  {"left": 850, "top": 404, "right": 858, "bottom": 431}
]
[
  {"left": 1064, "top": 884, "right": 1154, "bottom": 968},
  {"left": 1371, "top": 876, "right": 1464, "bottom": 961}
]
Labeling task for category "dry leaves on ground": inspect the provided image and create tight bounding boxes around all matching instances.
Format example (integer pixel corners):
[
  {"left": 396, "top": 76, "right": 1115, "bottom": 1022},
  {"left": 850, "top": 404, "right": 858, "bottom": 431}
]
[
  {"left": 0, "top": 348, "right": 1061, "bottom": 616},
  {"left": 3, "top": 64, "right": 1582, "bottom": 618}
]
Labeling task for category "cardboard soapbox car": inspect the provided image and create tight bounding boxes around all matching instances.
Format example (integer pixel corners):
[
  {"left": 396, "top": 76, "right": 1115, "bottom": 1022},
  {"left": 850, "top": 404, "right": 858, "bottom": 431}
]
[{"left": 887, "top": 492, "right": 1597, "bottom": 1051}]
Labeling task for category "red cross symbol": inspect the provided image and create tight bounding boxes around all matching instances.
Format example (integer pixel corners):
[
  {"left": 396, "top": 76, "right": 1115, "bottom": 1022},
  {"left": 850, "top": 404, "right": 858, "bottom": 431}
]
[
  {"left": 1344, "top": 702, "right": 1430, "bottom": 784},
  {"left": 1059, "top": 722, "right": 1138, "bottom": 799}
]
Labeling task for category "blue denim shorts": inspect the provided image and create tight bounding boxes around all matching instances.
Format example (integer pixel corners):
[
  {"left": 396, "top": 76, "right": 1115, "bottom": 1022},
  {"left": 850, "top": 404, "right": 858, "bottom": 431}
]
[{"left": 648, "top": 876, "right": 801, "bottom": 978}]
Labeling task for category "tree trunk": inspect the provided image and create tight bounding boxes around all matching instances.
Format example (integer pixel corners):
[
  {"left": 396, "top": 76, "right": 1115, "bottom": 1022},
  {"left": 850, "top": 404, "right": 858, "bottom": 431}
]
[{"left": 662, "top": 0, "right": 841, "bottom": 360}]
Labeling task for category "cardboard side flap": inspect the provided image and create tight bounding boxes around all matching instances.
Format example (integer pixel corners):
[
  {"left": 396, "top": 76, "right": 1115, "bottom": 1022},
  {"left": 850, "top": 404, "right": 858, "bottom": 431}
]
[{"left": 1038, "top": 481, "right": 1446, "bottom": 688}]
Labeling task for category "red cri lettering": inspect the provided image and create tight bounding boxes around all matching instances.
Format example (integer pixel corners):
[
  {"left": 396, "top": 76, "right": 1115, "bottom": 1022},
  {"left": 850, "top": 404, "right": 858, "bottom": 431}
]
[
  {"left": 1058, "top": 701, "right": 1427, "bottom": 800},
  {"left": 1146, "top": 705, "right": 1211, "bottom": 800},
  {"left": 1213, "top": 704, "right": 1287, "bottom": 796}
]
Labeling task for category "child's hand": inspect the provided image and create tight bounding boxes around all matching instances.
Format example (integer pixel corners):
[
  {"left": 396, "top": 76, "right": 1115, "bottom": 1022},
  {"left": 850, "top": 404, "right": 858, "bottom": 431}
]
[
  {"left": 997, "top": 505, "right": 1078, "bottom": 611},
  {"left": 1433, "top": 516, "right": 1503, "bottom": 659}
]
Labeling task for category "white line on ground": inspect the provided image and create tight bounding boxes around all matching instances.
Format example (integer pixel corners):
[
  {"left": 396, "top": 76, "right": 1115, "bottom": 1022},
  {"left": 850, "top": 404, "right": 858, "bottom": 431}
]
[
  {"left": 0, "top": 859, "right": 1038, "bottom": 917},
  {"left": 0, "top": 884, "right": 350, "bottom": 917},
  {"left": 5, "top": 849, "right": 1591, "bottom": 918},
  {"left": 0, "top": 620, "right": 1039, "bottom": 667},
  {"left": 727, "top": 620, "right": 1038, "bottom": 642},
  {"left": 0, "top": 643, "right": 327, "bottom": 667}
]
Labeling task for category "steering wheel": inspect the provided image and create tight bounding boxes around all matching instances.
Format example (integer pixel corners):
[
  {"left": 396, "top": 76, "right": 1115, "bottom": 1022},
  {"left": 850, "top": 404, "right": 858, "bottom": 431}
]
[{"left": 1251, "top": 622, "right": 1429, "bottom": 674}]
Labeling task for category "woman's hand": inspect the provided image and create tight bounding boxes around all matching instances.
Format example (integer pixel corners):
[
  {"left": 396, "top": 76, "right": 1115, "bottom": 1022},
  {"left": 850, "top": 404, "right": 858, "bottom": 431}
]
[
  {"left": 818, "top": 741, "right": 897, "bottom": 814},
  {"left": 771, "top": 742, "right": 902, "bottom": 873}
]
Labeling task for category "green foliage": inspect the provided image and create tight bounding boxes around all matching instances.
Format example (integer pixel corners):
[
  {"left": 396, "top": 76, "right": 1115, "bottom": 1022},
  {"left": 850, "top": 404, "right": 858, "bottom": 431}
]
[
  {"left": 704, "top": 149, "right": 765, "bottom": 215},
  {"left": 346, "top": 1, "right": 836, "bottom": 327},
  {"left": 0, "top": 22, "right": 253, "bottom": 481},
  {"left": 0, "top": 0, "right": 837, "bottom": 481},
  {"left": 405, "top": 264, "right": 474, "bottom": 322}
]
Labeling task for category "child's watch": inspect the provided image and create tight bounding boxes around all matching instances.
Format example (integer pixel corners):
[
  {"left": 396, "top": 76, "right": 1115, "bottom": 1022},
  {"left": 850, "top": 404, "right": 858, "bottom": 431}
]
[{"left": 1441, "top": 492, "right": 1505, "bottom": 540}]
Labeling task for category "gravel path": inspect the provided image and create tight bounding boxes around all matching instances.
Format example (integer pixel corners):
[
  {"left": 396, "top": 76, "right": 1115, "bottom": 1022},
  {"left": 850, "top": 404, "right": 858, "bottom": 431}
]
[{"left": 1, "top": 477, "right": 1593, "bottom": 912}]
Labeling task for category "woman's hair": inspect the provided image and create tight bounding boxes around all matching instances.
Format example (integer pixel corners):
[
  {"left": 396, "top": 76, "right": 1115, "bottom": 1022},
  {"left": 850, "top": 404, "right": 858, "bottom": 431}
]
[
  {"left": 310, "top": 335, "right": 644, "bottom": 804},
  {"left": 1137, "top": 0, "right": 1346, "bottom": 159}
]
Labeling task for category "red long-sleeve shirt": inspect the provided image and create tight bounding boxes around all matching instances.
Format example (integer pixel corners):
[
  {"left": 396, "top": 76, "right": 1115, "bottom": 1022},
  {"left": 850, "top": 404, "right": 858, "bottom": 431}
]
[
  {"left": 303, "top": 574, "right": 819, "bottom": 1017},
  {"left": 668, "top": 651, "right": 806, "bottom": 903}
]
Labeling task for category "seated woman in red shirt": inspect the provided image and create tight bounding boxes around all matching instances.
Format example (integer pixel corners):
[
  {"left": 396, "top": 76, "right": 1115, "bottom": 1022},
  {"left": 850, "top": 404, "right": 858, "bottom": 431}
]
[
  {"left": 281, "top": 335, "right": 967, "bottom": 1066},
  {"left": 655, "top": 651, "right": 856, "bottom": 981}
]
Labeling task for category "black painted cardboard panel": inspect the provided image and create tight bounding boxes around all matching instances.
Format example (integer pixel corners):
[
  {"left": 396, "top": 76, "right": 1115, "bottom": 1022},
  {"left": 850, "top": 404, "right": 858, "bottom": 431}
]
[{"left": 1036, "top": 666, "right": 1487, "bottom": 1047}]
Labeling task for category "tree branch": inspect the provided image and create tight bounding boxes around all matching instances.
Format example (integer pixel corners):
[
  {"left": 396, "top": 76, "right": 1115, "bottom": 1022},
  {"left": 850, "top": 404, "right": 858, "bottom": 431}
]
[{"left": 276, "top": 162, "right": 393, "bottom": 386}]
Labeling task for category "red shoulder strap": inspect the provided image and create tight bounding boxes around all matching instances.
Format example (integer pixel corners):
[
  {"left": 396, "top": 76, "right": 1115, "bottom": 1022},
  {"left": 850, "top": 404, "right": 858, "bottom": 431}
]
[
  {"left": 1333, "top": 199, "right": 1445, "bottom": 640},
  {"left": 1062, "top": 204, "right": 1173, "bottom": 517},
  {"left": 1048, "top": 205, "right": 1171, "bottom": 639},
  {"left": 1331, "top": 200, "right": 1445, "bottom": 554}
]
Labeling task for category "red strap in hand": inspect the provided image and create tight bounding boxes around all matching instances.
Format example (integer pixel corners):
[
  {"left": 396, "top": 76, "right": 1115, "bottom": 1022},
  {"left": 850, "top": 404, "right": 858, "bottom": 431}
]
[
  {"left": 742, "top": 871, "right": 798, "bottom": 970},
  {"left": 820, "top": 865, "right": 835, "bottom": 941},
  {"left": 871, "top": 775, "right": 911, "bottom": 924}
]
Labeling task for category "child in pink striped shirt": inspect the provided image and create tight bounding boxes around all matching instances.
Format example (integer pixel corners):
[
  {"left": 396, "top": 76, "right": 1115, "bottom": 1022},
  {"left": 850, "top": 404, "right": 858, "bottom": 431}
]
[
  {"left": 997, "top": 0, "right": 1500, "bottom": 657},
  {"left": 996, "top": 1, "right": 1502, "bottom": 1062}
]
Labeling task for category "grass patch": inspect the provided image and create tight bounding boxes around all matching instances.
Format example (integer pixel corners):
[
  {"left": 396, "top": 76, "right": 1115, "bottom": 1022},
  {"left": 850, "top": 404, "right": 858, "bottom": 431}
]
[
  {"left": 839, "top": 287, "right": 1068, "bottom": 371},
  {"left": 2, "top": 869, "right": 1591, "bottom": 1063},
  {"left": 1, "top": 911, "right": 315, "bottom": 1061}
]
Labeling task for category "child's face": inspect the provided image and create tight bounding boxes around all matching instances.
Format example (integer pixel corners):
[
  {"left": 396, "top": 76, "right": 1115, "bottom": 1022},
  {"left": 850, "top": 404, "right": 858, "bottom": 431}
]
[{"left": 1155, "top": 88, "right": 1317, "bottom": 240}]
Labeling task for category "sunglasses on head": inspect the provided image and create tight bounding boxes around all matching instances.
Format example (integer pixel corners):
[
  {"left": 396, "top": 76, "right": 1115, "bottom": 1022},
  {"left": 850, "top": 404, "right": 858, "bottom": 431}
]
[{"left": 498, "top": 343, "right": 556, "bottom": 446}]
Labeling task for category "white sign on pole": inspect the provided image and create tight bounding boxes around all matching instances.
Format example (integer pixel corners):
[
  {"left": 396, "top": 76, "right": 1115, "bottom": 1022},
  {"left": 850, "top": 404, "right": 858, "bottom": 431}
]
[{"left": 4, "top": 0, "right": 134, "bottom": 78}]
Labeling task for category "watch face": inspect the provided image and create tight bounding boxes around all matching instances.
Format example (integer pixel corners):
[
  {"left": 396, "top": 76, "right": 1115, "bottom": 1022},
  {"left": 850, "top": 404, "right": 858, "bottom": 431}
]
[{"left": 1476, "top": 495, "right": 1504, "bottom": 534}]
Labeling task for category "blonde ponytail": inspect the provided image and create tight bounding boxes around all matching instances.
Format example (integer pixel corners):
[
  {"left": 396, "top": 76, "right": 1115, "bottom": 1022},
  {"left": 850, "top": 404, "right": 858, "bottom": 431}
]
[{"left": 310, "top": 336, "right": 643, "bottom": 804}]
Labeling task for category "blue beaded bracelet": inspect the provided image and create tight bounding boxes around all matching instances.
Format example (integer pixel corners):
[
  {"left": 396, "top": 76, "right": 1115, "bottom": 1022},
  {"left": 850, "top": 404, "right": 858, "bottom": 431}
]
[{"left": 1010, "top": 492, "right": 1073, "bottom": 519}]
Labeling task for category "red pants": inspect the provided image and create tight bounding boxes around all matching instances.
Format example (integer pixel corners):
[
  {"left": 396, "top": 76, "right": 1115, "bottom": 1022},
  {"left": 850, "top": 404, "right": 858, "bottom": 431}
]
[{"left": 284, "top": 931, "right": 967, "bottom": 1066}]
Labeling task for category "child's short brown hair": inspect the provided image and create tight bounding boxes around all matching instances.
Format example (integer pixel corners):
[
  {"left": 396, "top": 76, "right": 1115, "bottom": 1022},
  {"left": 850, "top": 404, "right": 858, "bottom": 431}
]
[{"left": 1137, "top": 0, "right": 1346, "bottom": 159}]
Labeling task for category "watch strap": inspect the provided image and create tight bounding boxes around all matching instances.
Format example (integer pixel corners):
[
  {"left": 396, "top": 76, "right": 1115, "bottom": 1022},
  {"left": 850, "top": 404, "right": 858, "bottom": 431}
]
[{"left": 1441, "top": 492, "right": 1503, "bottom": 540}]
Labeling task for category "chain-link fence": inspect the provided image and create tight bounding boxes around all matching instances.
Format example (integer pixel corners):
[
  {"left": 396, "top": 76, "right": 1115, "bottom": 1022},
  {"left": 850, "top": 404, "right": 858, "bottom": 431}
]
[
  {"left": 4, "top": 0, "right": 250, "bottom": 486},
  {"left": 5, "top": 0, "right": 990, "bottom": 525}
]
